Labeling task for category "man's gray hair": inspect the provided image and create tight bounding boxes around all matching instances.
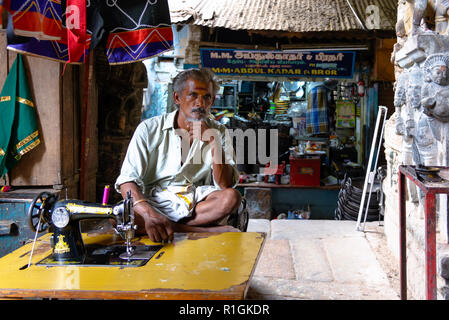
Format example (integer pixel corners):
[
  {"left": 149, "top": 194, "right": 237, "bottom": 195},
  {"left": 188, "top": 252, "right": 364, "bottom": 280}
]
[{"left": 172, "top": 67, "right": 220, "bottom": 97}]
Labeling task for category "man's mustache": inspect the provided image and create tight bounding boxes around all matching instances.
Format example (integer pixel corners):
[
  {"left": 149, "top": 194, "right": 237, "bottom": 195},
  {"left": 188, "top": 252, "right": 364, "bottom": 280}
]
[{"left": 191, "top": 108, "right": 207, "bottom": 114}]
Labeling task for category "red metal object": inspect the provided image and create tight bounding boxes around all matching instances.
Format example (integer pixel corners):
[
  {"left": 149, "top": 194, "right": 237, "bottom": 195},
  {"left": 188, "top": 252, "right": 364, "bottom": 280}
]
[
  {"left": 264, "top": 162, "right": 286, "bottom": 185},
  {"left": 399, "top": 168, "right": 407, "bottom": 299},
  {"left": 289, "top": 156, "right": 320, "bottom": 186},
  {"left": 264, "top": 162, "right": 286, "bottom": 175},
  {"left": 398, "top": 165, "right": 448, "bottom": 300},
  {"left": 425, "top": 192, "right": 437, "bottom": 299}
]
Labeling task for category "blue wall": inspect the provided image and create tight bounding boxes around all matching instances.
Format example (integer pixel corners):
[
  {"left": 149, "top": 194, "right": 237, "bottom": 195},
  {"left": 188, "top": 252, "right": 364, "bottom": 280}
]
[
  {"left": 270, "top": 188, "right": 339, "bottom": 219},
  {"left": 237, "top": 186, "right": 340, "bottom": 220}
]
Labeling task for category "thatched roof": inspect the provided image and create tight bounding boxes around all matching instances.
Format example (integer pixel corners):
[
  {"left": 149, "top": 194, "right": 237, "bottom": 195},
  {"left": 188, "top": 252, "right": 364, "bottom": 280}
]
[{"left": 169, "top": 0, "right": 397, "bottom": 33}]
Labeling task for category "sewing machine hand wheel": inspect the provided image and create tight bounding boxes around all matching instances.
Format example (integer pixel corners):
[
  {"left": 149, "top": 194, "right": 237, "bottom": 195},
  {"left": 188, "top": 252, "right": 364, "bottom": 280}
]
[{"left": 27, "top": 192, "right": 57, "bottom": 233}]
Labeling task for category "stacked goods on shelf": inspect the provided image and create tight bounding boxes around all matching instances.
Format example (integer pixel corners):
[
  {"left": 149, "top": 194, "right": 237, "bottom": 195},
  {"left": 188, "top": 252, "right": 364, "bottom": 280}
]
[{"left": 275, "top": 101, "right": 289, "bottom": 114}]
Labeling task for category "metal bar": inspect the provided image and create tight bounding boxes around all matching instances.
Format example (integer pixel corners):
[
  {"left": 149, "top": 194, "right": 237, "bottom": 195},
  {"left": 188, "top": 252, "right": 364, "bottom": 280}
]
[
  {"left": 399, "top": 165, "right": 449, "bottom": 193},
  {"left": 399, "top": 165, "right": 442, "bottom": 300},
  {"left": 424, "top": 192, "right": 437, "bottom": 300},
  {"left": 399, "top": 169, "right": 407, "bottom": 300},
  {"left": 0, "top": 221, "right": 14, "bottom": 236},
  {"left": 345, "top": 0, "right": 367, "bottom": 31}
]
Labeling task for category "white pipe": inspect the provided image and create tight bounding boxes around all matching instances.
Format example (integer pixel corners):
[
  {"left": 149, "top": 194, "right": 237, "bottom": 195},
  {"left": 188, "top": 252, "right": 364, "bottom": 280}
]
[
  {"left": 361, "top": 106, "right": 388, "bottom": 231},
  {"left": 356, "top": 106, "right": 388, "bottom": 231},
  {"left": 345, "top": 0, "right": 367, "bottom": 31}
]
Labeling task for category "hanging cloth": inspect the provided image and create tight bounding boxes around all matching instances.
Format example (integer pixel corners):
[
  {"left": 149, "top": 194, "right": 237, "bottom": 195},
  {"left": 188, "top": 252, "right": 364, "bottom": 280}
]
[
  {"left": 4, "top": 0, "right": 173, "bottom": 65},
  {"left": 0, "top": 54, "right": 40, "bottom": 177},
  {"left": 306, "top": 83, "right": 329, "bottom": 135}
]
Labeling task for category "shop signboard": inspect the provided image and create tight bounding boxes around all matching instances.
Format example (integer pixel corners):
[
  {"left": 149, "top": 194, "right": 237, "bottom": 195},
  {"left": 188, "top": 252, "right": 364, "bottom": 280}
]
[{"left": 200, "top": 48, "right": 356, "bottom": 79}]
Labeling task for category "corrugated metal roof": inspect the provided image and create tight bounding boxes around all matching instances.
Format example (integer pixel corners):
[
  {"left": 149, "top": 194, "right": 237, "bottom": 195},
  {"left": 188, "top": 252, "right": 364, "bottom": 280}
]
[
  {"left": 169, "top": 0, "right": 202, "bottom": 24},
  {"left": 169, "top": 0, "right": 397, "bottom": 33}
]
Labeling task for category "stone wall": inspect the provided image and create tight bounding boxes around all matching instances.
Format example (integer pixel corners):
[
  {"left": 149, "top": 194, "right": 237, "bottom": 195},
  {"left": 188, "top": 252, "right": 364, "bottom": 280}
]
[
  {"left": 384, "top": 0, "right": 449, "bottom": 299},
  {"left": 383, "top": 116, "right": 449, "bottom": 299}
]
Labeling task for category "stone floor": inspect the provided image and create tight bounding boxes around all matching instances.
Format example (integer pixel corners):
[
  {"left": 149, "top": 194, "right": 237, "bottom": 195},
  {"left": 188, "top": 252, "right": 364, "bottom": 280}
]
[{"left": 246, "top": 219, "right": 401, "bottom": 300}]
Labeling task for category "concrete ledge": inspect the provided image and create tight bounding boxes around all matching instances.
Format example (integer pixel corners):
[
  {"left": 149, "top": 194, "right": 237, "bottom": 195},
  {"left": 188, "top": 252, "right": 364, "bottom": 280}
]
[
  {"left": 247, "top": 219, "right": 271, "bottom": 236},
  {"left": 247, "top": 277, "right": 398, "bottom": 300},
  {"left": 270, "top": 220, "right": 366, "bottom": 240}
]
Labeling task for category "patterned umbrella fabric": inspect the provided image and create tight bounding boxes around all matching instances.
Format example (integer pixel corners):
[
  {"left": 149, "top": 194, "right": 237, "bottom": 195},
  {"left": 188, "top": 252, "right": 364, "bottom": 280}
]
[{"left": 2, "top": 0, "right": 173, "bottom": 64}]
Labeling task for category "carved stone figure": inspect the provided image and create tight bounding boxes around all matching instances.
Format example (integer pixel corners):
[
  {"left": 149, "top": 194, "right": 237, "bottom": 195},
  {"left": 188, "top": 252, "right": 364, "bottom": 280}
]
[
  {"left": 421, "top": 53, "right": 449, "bottom": 121},
  {"left": 395, "top": 66, "right": 420, "bottom": 202},
  {"left": 393, "top": 62, "right": 440, "bottom": 207},
  {"left": 392, "top": 19, "right": 408, "bottom": 64},
  {"left": 395, "top": 65, "right": 423, "bottom": 141},
  {"left": 407, "top": 0, "right": 429, "bottom": 35},
  {"left": 405, "top": 65, "right": 422, "bottom": 133},
  {"left": 407, "top": 0, "right": 449, "bottom": 35},
  {"left": 433, "top": 0, "right": 449, "bottom": 35},
  {"left": 414, "top": 111, "right": 440, "bottom": 165},
  {"left": 406, "top": 65, "right": 439, "bottom": 211},
  {"left": 394, "top": 70, "right": 409, "bottom": 136},
  {"left": 408, "top": 65, "right": 439, "bottom": 166}
]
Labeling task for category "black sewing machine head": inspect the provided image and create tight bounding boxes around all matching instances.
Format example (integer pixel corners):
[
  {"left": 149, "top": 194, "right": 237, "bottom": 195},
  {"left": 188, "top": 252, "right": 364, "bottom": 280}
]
[{"left": 26, "top": 191, "right": 162, "bottom": 267}]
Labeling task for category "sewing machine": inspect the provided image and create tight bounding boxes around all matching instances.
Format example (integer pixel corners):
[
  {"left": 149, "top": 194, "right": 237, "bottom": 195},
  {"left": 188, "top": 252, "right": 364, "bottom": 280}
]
[
  {"left": 26, "top": 191, "right": 162, "bottom": 267},
  {"left": 0, "top": 190, "right": 265, "bottom": 299}
]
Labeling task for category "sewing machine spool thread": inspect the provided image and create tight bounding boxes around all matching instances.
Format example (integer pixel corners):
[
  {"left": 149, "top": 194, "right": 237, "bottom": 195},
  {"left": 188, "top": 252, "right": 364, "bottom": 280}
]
[{"left": 102, "top": 185, "right": 110, "bottom": 205}]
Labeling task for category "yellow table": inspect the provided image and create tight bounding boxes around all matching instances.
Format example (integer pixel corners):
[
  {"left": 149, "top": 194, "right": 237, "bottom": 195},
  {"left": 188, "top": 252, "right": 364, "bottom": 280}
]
[{"left": 0, "top": 231, "right": 266, "bottom": 300}]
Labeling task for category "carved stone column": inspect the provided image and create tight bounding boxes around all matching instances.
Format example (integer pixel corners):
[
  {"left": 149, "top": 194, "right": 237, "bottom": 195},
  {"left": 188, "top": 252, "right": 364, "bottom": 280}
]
[{"left": 388, "top": 1, "right": 449, "bottom": 298}]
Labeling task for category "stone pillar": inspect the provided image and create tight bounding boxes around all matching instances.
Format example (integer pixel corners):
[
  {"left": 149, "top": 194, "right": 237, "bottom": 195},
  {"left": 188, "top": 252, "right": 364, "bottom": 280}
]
[
  {"left": 184, "top": 25, "right": 202, "bottom": 66},
  {"left": 385, "top": 0, "right": 449, "bottom": 299}
]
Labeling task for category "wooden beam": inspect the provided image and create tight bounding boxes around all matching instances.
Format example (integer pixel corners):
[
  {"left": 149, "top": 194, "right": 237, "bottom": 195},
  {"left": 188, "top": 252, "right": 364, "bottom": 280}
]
[
  {"left": 79, "top": 52, "right": 94, "bottom": 200},
  {"left": 199, "top": 41, "right": 277, "bottom": 50}
]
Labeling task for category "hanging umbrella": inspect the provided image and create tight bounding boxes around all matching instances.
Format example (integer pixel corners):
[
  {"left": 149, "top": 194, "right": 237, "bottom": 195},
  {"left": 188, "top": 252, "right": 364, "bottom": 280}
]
[{"left": 3, "top": 0, "right": 174, "bottom": 65}]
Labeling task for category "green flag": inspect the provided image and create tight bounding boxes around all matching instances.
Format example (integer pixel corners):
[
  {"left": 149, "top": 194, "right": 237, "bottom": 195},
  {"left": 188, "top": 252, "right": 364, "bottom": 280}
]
[{"left": 0, "top": 54, "right": 40, "bottom": 178}]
